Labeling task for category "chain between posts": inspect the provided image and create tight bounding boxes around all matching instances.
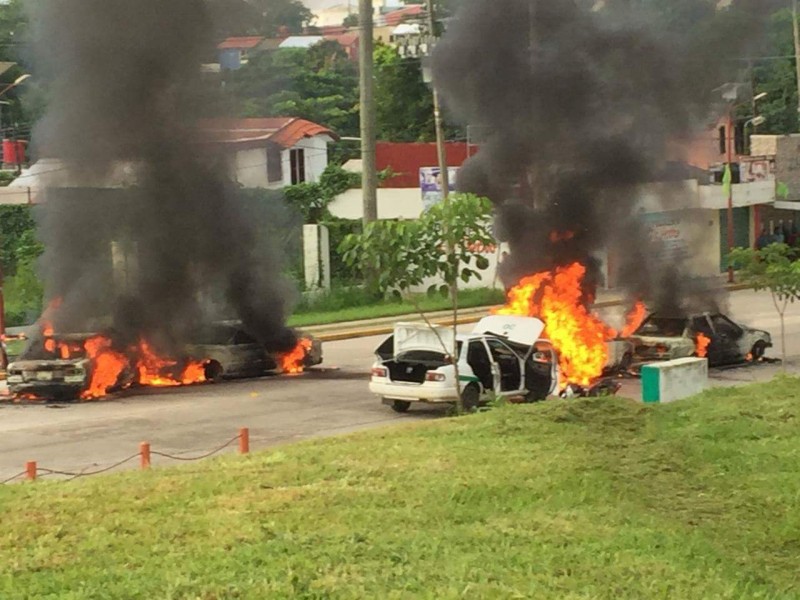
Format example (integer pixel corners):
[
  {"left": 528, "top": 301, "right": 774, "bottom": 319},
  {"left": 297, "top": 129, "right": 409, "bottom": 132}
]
[{"left": 2, "top": 428, "right": 250, "bottom": 485}]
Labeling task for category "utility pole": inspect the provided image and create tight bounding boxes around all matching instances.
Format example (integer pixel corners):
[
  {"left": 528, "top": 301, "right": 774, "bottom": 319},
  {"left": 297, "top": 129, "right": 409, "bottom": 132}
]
[
  {"left": 359, "top": 0, "right": 378, "bottom": 223},
  {"left": 793, "top": 0, "right": 800, "bottom": 118},
  {"left": 726, "top": 104, "right": 735, "bottom": 284},
  {"left": 426, "top": 0, "right": 448, "bottom": 202},
  {"left": 425, "top": 0, "right": 462, "bottom": 411}
]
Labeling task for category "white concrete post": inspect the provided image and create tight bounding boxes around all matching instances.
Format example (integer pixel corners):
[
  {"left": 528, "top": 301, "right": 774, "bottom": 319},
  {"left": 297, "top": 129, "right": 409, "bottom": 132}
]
[
  {"left": 319, "top": 224, "right": 331, "bottom": 291},
  {"left": 303, "top": 224, "right": 331, "bottom": 291}
]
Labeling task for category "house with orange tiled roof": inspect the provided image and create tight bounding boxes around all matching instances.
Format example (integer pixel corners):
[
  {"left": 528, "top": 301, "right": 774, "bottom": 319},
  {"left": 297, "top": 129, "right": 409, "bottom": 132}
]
[
  {"left": 200, "top": 117, "right": 339, "bottom": 189},
  {"left": 217, "top": 36, "right": 265, "bottom": 71}
]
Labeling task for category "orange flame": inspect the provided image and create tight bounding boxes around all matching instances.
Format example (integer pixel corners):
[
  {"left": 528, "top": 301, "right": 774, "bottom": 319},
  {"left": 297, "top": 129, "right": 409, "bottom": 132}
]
[
  {"left": 620, "top": 301, "right": 647, "bottom": 338},
  {"left": 279, "top": 338, "right": 313, "bottom": 374},
  {"left": 81, "top": 336, "right": 129, "bottom": 399},
  {"left": 696, "top": 333, "right": 711, "bottom": 358},
  {"left": 136, "top": 339, "right": 206, "bottom": 387},
  {"left": 494, "top": 262, "right": 616, "bottom": 387}
]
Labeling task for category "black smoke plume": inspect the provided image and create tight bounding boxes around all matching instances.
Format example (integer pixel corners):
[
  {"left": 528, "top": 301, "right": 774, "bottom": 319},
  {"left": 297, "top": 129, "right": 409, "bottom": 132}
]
[
  {"left": 433, "top": 0, "right": 775, "bottom": 314},
  {"left": 29, "top": 0, "right": 296, "bottom": 353}
]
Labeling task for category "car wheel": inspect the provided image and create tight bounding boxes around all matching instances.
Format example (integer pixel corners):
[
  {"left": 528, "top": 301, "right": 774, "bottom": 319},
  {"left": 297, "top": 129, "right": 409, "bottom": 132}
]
[
  {"left": 204, "top": 360, "right": 224, "bottom": 383},
  {"left": 461, "top": 384, "right": 480, "bottom": 412},
  {"left": 391, "top": 399, "right": 411, "bottom": 413},
  {"left": 751, "top": 341, "right": 767, "bottom": 361}
]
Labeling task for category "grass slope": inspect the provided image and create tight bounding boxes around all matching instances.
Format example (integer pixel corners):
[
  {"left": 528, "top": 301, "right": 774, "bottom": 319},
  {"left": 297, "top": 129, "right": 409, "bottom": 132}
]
[{"left": 2, "top": 380, "right": 800, "bottom": 599}]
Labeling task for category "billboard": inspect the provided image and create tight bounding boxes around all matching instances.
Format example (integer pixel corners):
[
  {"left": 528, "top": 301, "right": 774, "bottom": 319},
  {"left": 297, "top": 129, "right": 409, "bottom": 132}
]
[
  {"left": 740, "top": 157, "right": 775, "bottom": 183},
  {"left": 420, "top": 166, "right": 459, "bottom": 213}
]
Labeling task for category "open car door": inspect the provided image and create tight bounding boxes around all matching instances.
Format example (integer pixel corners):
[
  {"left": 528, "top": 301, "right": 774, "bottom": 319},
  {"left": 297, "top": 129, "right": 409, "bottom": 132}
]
[{"left": 474, "top": 317, "right": 554, "bottom": 400}]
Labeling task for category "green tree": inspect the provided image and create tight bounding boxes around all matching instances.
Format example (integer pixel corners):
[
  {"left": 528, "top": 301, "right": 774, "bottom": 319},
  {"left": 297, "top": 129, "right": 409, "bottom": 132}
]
[
  {"left": 230, "top": 45, "right": 359, "bottom": 135},
  {"left": 730, "top": 243, "right": 800, "bottom": 367},
  {"left": 248, "top": 0, "right": 315, "bottom": 36},
  {"left": 283, "top": 164, "right": 360, "bottom": 224},
  {"left": 339, "top": 193, "right": 494, "bottom": 297},
  {"left": 374, "top": 43, "right": 436, "bottom": 142},
  {"left": 0, "top": 0, "right": 27, "bottom": 63},
  {"left": 752, "top": 8, "right": 799, "bottom": 135},
  {"left": 422, "top": 194, "right": 494, "bottom": 295}
]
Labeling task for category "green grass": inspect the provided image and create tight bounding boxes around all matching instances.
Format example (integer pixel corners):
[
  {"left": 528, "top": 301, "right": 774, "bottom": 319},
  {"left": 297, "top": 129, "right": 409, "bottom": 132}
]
[
  {"left": 3, "top": 380, "right": 800, "bottom": 598},
  {"left": 288, "top": 287, "right": 505, "bottom": 328}
]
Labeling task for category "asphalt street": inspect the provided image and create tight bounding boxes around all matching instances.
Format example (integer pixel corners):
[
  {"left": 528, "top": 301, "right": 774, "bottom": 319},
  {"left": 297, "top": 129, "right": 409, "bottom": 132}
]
[{"left": 1, "top": 288, "right": 798, "bottom": 481}]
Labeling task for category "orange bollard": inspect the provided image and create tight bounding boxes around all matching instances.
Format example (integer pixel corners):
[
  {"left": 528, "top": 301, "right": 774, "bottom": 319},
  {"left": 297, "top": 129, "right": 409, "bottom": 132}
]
[
  {"left": 239, "top": 428, "right": 250, "bottom": 454},
  {"left": 140, "top": 442, "right": 151, "bottom": 470},
  {"left": 25, "top": 461, "right": 36, "bottom": 481}
]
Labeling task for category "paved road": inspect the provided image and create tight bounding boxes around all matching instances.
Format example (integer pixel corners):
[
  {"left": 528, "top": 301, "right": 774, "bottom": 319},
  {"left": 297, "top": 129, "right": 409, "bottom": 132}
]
[{"left": 1, "top": 288, "right": 798, "bottom": 481}]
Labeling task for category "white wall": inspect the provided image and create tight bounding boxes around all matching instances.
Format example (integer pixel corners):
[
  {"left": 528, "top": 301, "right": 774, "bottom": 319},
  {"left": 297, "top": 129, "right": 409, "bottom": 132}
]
[
  {"left": 698, "top": 181, "right": 775, "bottom": 209},
  {"left": 329, "top": 188, "right": 423, "bottom": 219},
  {"left": 282, "top": 135, "right": 331, "bottom": 187},
  {"left": 234, "top": 147, "right": 268, "bottom": 188}
]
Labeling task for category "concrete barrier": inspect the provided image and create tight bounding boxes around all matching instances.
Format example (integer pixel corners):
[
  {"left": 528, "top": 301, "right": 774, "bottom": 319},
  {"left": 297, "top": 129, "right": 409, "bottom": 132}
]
[{"left": 641, "top": 357, "right": 708, "bottom": 404}]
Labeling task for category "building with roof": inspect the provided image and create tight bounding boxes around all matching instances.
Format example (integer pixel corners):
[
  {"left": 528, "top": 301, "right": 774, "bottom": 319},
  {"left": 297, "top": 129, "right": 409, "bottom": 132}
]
[
  {"left": 5, "top": 117, "right": 338, "bottom": 201},
  {"left": 278, "top": 36, "right": 325, "bottom": 50},
  {"left": 201, "top": 117, "right": 338, "bottom": 189},
  {"left": 324, "top": 32, "right": 360, "bottom": 61},
  {"left": 217, "top": 36, "right": 265, "bottom": 71}
]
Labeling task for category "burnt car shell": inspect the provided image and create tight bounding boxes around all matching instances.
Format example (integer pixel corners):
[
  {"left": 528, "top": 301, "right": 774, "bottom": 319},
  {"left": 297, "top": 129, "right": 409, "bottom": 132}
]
[
  {"left": 628, "top": 312, "right": 772, "bottom": 367},
  {"left": 6, "top": 357, "right": 91, "bottom": 401},
  {"left": 185, "top": 324, "right": 322, "bottom": 380}
]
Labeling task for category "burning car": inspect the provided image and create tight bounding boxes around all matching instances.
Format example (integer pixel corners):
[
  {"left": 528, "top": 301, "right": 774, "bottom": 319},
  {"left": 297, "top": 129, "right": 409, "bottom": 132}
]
[
  {"left": 6, "top": 333, "right": 135, "bottom": 401},
  {"left": 186, "top": 323, "right": 323, "bottom": 380},
  {"left": 626, "top": 312, "right": 771, "bottom": 367},
  {"left": 370, "top": 316, "right": 561, "bottom": 412},
  {"left": 6, "top": 325, "right": 322, "bottom": 401}
]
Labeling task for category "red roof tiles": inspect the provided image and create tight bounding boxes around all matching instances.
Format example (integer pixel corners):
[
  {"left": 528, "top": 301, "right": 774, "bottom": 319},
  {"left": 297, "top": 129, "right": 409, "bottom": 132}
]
[
  {"left": 200, "top": 118, "right": 337, "bottom": 149},
  {"left": 217, "top": 36, "right": 264, "bottom": 50}
]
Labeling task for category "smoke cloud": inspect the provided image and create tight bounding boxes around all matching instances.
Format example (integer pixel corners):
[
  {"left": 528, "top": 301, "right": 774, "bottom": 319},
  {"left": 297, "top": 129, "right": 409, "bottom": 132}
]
[
  {"left": 433, "top": 0, "right": 775, "bottom": 314},
  {"left": 29, "top": 0, "right": 296, "bottom": 353}
]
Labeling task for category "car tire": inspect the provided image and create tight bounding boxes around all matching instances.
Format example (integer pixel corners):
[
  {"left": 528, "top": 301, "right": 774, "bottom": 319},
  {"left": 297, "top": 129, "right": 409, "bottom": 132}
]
[
  {"left": 391, "top": 399, "right": 411, "bottom": 413},
  {"left": 461, "top": 384, "right": 480, "bottom": 412},
  {"left": 204, "top": 360, "right": 224, "bottom": 383},
  {"left": 751, "top": 341, "right": 767, "bottom": 361}
]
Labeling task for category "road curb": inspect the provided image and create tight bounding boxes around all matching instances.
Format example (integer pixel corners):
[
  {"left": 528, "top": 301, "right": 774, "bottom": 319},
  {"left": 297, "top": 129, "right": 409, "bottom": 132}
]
[{"left": 312, "top": 283, "right": 752, "bottom": 343}]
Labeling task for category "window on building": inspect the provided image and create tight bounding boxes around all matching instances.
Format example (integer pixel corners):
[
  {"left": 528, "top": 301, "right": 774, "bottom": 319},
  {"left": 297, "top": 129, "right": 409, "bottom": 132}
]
[
  {"left": 290, "top": 148, "right": 306, "bottom": 184},
  {"left": 267, "top": 143, "right": 283, "bottom": 183},
  {"left": 718, "top": 126, "right": 726, "bottom": 155}
]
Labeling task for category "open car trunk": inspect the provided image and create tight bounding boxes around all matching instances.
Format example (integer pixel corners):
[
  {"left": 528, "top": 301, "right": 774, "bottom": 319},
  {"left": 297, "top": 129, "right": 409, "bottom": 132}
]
[
  {"left": 375, "top": 323, "right": 455, "bottom": 384},
  {"left": 383, "top": 350, "right": 451, "bottom": 383}
]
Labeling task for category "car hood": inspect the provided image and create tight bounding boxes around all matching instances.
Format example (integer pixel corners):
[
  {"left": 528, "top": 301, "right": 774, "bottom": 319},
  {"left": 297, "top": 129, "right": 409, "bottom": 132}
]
[{"left": 393, "top": 323, "right": 455, "bottom": 356}]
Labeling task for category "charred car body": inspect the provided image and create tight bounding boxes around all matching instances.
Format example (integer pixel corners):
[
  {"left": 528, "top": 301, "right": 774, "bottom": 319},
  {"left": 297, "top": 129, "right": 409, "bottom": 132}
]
[
  {"left": 626, "top": 312, "right": 771, "bottom": 367},
  {"left": 6, "top": 324, "right": 322, "bottom": 401},
  {"left": 6, "top": 333, "right": 134, "bottom": 401},
  {"left": 186, "top": 323, "right": 322, "bottom": 381}
]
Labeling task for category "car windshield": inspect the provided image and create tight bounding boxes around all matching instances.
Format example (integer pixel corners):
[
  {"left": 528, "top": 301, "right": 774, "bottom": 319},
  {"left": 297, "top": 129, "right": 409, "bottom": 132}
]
[{"left": 636, "top": 316, "right": 687, "bottom": 337}]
